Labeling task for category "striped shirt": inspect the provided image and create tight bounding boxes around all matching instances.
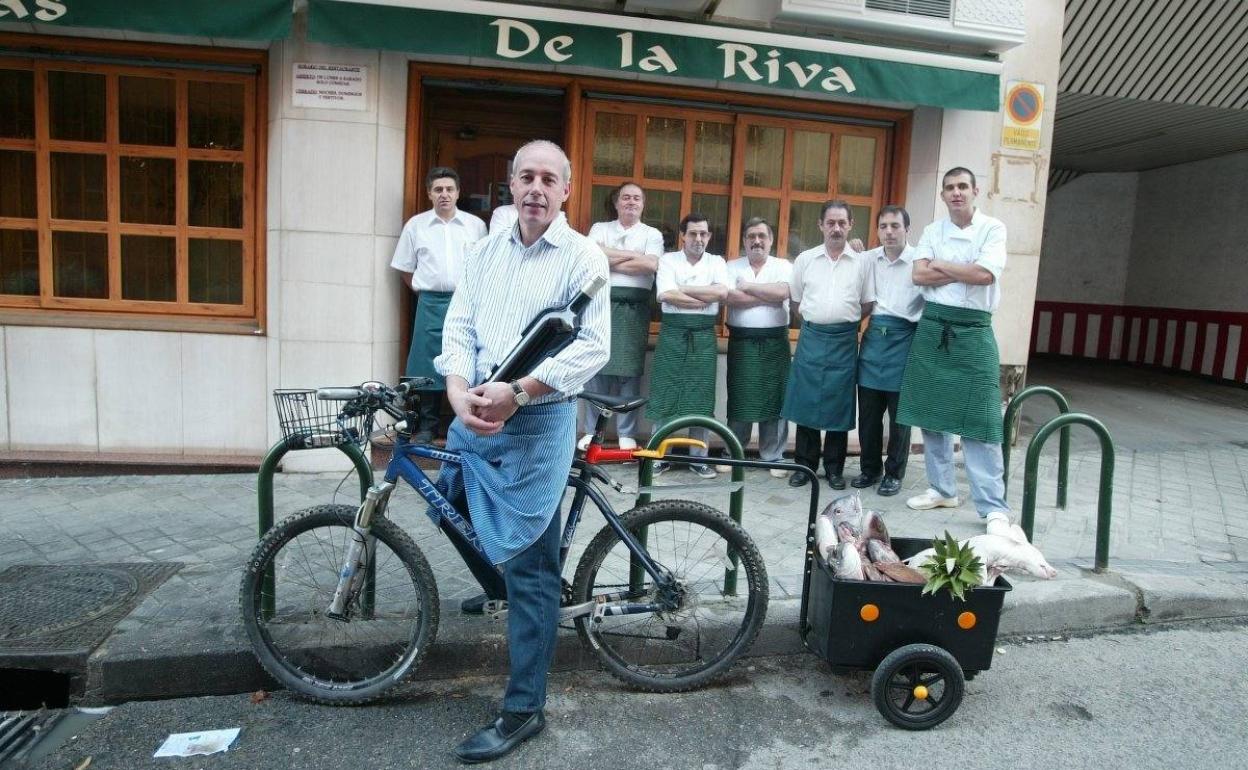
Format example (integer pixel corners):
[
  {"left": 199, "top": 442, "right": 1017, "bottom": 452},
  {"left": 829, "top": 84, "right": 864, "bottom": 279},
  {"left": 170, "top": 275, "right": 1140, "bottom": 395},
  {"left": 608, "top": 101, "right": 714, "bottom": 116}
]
[{"left": 434, "top": 215, "right": 611, "bottom": 404}]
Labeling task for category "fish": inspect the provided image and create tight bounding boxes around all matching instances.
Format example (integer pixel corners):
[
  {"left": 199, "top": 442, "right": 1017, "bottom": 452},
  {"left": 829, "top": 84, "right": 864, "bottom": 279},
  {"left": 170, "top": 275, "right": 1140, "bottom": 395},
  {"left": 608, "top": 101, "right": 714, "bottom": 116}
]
[
  {"left": 867, "top": 539, "right": 901, "bottom": 564},
  {"left": 827, "top": 493, "right": 864, "bottom": 539},
  {"left": 814, "top": 515, "right": 838, "bottom": 563},
  {"left": 862, "top": 559, "right": 885, "bottom": 581},
  {"left": 831, "top": 541, "right": 865, "bottom": 580},
  {"left": 875, "top": 560, "right": 927, "bottom": 584},
  {"left": 860, "top": 509, "right": 890, "bottom": 546},
  {"left": 905, "top": 534, "right": 1058, "bottom": 582}
]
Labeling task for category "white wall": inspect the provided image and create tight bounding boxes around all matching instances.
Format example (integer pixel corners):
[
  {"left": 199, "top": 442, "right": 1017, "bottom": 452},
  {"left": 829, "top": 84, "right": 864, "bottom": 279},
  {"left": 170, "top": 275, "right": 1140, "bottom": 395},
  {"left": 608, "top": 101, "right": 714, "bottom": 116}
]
[{"left": 1036, "top": 173, "right": 1137, "bottom": 305}]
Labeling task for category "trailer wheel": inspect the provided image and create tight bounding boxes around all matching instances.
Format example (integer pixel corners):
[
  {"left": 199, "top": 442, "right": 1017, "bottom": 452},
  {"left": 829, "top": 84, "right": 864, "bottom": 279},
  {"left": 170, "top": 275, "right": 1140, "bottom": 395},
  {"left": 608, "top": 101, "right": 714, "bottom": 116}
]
[{"left": 870, "top": 644, "right": 965, "bottom": 730}]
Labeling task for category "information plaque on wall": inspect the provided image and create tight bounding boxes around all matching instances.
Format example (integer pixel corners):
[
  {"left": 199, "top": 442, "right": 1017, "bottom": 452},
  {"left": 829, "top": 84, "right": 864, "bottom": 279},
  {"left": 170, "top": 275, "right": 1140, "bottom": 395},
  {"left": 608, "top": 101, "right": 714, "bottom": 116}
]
[{"left": 292, "top": 63, "right": 368, "bottom": 110}]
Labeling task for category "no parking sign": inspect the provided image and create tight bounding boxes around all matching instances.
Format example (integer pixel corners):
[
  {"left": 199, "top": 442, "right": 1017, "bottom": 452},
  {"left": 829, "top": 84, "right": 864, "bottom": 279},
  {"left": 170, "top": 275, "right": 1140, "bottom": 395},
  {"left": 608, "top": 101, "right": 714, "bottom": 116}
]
[{"left": 1001, "top": 80, "right": 1044, "bottom": 151}]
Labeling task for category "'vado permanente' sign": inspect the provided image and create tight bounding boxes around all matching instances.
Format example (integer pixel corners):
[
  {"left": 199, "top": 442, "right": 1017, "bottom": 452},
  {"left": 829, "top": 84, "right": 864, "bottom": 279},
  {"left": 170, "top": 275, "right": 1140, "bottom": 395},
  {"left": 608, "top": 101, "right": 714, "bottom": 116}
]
[
  {"left": 308, "top": 0, "right": 999, "bottom": 111},
  {"left": 1, "top": 0, "right": 291, "bottom": 40}
]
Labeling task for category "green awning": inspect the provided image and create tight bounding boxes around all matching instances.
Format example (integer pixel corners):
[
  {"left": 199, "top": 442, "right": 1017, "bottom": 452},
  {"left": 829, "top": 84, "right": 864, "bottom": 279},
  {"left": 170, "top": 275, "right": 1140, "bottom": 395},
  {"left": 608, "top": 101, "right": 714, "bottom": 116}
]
[
  {"left": 307, "top": 0, "right": 1000, "bottom": 111},
  {"left": 5, "top": 0, "right": 291, "bottom": 41}
]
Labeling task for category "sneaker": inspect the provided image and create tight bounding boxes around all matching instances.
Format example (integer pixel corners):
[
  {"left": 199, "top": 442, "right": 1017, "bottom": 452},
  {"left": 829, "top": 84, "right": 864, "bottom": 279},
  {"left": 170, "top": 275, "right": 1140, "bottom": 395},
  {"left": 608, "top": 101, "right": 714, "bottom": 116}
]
[
  {"left": 906, "top": 488, "right": 961, "bottom": 510},
  {"left": 652, "top": 460, "right": 670, "bottom": 475},
  {"left": 715, "top": 464, "right": 732, "bottom": 473},
  {"left": 769, "top": 468, "right": 790, "bottom": 479},
  {"left": 576, "top": 434, "right": 592, "bottom": 451},
  {"left": 689, "top": 463, "right": 718, "bottom": 480},
  {"left": 618, "top": 436, "right": 638, "bottom": 451}
]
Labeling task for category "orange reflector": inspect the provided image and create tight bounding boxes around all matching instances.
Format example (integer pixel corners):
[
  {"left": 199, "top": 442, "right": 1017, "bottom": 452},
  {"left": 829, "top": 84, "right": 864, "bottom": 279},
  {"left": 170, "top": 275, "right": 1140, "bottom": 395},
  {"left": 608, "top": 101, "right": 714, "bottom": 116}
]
[
  {"left": 859, "top": 604, "right": 879, "bottom": 622},
  {"left": 913, "top": 685, "right": 929, "bottom": 701},
  {"left": 958, "top": 611, "right": 977, "bottom": 629}
]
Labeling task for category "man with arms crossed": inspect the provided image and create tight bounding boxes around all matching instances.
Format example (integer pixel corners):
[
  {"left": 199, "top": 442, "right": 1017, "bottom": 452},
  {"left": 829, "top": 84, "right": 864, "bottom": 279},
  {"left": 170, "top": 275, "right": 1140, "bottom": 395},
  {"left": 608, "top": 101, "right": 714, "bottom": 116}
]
[
  {"left": 723, "top": 218, "right": 793, "bottom": 478},
  {"left": 391, "top": 167, "right": 487, "bottom": 443},
  {"left": 578, "top": 182, "right": 663, "bottom": 452},
  {"left": 434, "top": 140, "right": 609, "bottom": 762},
  {"left": 854, "top": 206, "right": 923, "bottom": 497},
  {"left": 898, "top": 167, "right": 1011, "bottom": 528}
]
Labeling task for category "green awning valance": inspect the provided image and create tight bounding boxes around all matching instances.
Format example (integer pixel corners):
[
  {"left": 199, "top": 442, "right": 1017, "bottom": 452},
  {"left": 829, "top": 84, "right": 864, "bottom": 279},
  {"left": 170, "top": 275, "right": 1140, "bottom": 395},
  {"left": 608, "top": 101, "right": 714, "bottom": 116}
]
[
  {"left": 3, "top": 0, "right": 291, "bottom": 41},
  {"left": 307, "top": 0, "right": 1000, "bottom": 111}
]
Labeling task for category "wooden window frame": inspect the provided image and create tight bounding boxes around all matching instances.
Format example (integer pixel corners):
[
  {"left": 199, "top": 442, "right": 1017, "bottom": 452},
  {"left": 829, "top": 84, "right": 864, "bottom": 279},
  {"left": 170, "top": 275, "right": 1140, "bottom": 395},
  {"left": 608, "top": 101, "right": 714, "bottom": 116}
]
[{"left": 0, "top": 33, "right": 267, "bottom": 335}]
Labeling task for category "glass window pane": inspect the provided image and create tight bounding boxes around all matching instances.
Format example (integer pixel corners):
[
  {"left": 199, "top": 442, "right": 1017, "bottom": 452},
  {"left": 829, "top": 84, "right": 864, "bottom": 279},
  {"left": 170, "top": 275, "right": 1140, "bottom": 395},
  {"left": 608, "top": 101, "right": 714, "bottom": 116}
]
[
  {"left": 121, "top": 157, "right": 176, "bottom": 224},
  {"left": 838, "top": 135, "right": 877, "bottom": 196},
  {"left": 640, "top": 189, "right": 681, "bottom": 252},
  {"left": 0, "top": 69, "right": 35, "bottom": 139},
  {"left": 787, "top": 201, "right": 826, "bottom": 259},
  {"left": 743, "top": 125, "right": 784, "bottom": 188},
  {"left": 189, "top": 161, "right": 244, "bottom": 228},
  {"left": 590, "top": 184, "right": 616, "bottom": 225},
  {"left": 51, "top": 153, "right": 107, "bottom": 221},
  {"left": 48, "top": 71, "right": 105, "bottom": 142},
  {"left": 189, "top": 239, "right": 243, "bottom": 304},
  {"left": 189, "top": 81, "right": 245, "bottom": 150},
  {"left": 792, "top": 131, "right": 830, "bottom": 192},
  {"left": 692, "top": 121, "right": 732, "bottom": 185},
  {"left": 52, "top": 231, "right": 108, "bottom": 298},
  {"left": 0, "top": 150, "right": 37, "bottom": 218},
  {"left": 0, "top": 229, "right": 39, "bottom": 296},
  {"left": 592, "top": 112, "right": 635, "bottom": 177},
  {"left": 849, "top": 204, "right": 872, "bottom": 248},
  {"left": 119, "top": 76, "right": 175, "bottom": 146},
  {"left": 690, "top": 194, "right": 729, "bottom": 257},
  {"left": 643, "top": 116, "right": 684, "bottom": 181},
  {"left": 121, "top": 235, "right": 176, "bottom": 301}
]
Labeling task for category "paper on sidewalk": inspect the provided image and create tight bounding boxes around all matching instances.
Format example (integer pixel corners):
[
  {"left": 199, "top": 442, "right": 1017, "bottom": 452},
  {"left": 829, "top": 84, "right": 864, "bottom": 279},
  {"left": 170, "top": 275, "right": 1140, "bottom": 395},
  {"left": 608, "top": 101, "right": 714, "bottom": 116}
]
[{"left": 153, "top": 728, "right": 241, "bottom": 757}]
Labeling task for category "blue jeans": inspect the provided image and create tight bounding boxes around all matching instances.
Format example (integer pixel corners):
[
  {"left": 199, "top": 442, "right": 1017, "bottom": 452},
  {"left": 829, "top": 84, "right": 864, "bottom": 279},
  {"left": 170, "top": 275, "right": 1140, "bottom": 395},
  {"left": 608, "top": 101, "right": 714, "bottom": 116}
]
[
  {"left": 579, "top": 373, "right": 642, "bottom": 438},
  {"left": 501, "top": 507, "right": 563, "bottom": 713},
  {"left": 921, "top": 429, "right": 1009, "bottom": 517}
]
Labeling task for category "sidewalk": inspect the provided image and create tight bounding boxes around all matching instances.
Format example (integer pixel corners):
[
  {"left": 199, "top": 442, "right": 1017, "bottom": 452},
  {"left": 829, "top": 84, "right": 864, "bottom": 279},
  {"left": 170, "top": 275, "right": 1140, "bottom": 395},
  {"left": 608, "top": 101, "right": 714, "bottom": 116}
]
[{"left": 3, "top": 358, "right": 1248, "bottom": 703}]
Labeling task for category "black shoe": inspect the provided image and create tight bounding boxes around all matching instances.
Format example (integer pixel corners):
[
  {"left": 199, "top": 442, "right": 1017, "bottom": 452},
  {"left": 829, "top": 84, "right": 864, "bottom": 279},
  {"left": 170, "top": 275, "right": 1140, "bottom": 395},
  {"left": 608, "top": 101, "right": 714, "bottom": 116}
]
[
  {"left": 454, "top": 712, "right": 546, "bottom": 764},
  {"left": 651, "top": 460, "right": 670, "bottom": 476},
  {"left": 826, "top": 473, "right": 846, "bottom": 490},
  {"left": 877, "top": 476, "right": 902, "bottom": 497},
  {"left": 460, "top": 593, "right": 488, "bottom": 615},
  {"left": 850, "top": 473, "right": 880, "bottom": 489},
  {"left": 788, "top": 471, "right": 811, "bottom": 488},
  {"left": 413, "top": 430, "right": 434, "bottom": 445}
]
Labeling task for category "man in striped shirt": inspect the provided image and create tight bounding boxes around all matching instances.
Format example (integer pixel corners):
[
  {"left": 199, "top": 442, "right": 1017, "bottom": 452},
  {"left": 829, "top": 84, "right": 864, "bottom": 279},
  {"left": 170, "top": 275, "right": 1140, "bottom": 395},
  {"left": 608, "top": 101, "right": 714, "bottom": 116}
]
[{"left": 434, "top": 140, "right": 610, "bottom": 763}]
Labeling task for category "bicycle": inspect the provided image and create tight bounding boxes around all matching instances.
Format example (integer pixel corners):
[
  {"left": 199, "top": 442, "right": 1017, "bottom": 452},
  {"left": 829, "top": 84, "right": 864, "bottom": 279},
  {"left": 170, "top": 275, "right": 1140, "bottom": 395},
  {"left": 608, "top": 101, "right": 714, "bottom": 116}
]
[{"left": 239, "top": 379, "right": 769, "bottom": 704}]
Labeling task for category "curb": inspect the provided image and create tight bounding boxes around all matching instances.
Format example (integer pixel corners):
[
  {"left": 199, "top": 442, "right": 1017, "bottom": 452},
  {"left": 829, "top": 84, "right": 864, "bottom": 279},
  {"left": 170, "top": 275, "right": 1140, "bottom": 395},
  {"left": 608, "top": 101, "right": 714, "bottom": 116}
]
[{"left": 75, "top": 560, "right": 1248, "bottom": 705}]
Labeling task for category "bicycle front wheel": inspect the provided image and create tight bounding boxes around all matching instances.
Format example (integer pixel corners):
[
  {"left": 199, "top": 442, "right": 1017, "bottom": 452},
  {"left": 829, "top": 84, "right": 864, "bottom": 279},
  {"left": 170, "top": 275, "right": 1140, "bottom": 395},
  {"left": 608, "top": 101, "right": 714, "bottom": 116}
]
[
  {"left": 239, "top": 504, "right": 439, "bottom": 705},
  {"left": 571, "top": 499, "right": 768, "bottom": 692}
]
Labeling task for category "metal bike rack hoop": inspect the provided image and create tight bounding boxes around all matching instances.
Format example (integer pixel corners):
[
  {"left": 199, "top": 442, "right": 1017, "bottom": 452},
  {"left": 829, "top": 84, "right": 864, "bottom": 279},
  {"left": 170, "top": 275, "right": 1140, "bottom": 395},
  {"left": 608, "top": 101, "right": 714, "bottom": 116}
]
[{"left": 1003, "top": 385, "right": 1071, "bottom": 509}]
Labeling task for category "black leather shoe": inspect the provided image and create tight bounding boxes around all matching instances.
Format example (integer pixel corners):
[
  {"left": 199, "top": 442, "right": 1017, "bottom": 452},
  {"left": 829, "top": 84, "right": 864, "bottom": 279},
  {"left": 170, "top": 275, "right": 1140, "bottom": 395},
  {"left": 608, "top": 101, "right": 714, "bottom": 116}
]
[
  {"left": 453, "top": 712, "right": 546, "bottom": 764},
  {"left": 877, "top": 476, "right": 902, "bottom": 496},
  {"left": 850, "top": 473, "right": 880, "bottom": 489},
  {"left": 460, "top": 593, "right": 488, "bottom": 615},
  {"left": 826, "top": 473, "right": 846, "bottom": 490},
  {"left": 788, "top": 471, "right": 810, "bottom": 488}
]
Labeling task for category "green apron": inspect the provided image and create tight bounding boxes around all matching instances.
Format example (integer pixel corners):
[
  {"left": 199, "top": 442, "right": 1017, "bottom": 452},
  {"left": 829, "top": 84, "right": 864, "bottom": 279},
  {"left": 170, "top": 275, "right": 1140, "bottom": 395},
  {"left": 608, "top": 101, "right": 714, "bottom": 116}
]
[
  {"left": 897, "top": 302, "right": 1003, "bottom": 443},
  {"left": 727, "top": 325, "right": 791, "bottom": 422},
  {"left": 404, "top": 290, "right": 453, "bottom": 389},
  {"left": 601, "top": 285, "right": 653, "bottom": 378},
  {"left": 781, "top": 320, "right": 858, "bottom": 431},
  {"left": 858, "top": 314, "right": 917, "bottom": 392},
  {"left": 646, "top": 313, "right": 718, "bottom": 422}
]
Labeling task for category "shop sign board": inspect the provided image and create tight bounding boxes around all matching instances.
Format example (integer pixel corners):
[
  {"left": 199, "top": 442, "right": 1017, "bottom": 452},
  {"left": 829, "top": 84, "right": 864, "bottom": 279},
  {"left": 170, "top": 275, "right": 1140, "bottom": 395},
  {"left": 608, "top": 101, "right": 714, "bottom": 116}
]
[{"left": 5, "top": 0, "right": 291, "bottom": 40}]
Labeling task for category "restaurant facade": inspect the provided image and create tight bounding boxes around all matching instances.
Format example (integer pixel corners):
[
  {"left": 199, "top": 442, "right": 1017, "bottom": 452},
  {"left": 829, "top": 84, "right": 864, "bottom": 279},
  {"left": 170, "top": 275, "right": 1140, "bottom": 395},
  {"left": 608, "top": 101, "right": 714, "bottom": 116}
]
[{"left": 0, "top": 0, "right": 1061, "bottom": 469}]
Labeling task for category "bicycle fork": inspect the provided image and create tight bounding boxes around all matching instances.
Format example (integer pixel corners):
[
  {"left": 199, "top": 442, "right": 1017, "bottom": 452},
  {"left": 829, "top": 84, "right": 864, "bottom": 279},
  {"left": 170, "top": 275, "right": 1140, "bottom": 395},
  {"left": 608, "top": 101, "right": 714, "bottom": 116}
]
[{"left": 326, "top": 481, "right": 395, "bottom": 621}]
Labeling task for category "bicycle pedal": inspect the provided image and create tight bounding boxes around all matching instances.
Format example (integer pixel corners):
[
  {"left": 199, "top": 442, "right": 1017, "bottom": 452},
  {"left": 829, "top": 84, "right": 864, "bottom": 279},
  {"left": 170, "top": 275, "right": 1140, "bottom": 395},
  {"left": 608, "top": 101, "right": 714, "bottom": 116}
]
[{"left": 484, "top": 599, "right": 509, "bottom": 620}]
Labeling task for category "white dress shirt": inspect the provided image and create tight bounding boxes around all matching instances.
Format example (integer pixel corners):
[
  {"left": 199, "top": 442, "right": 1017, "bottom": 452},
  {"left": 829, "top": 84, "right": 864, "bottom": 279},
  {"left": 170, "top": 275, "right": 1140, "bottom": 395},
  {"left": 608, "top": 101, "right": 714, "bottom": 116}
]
[
  {"left": 913, "top": 209, "right": 1007, "bottom": 313},
  {"left": 790, "top": 246, "right": 875, "bottom": 324},
  {"left": 655, "top": 251, "right": 730, "bottom": 316},
  {"left": 588, "top": 219, "right": 664, "bottom": 290},
  {"left": 488, "top": 204, "right": 517, "bottom": 236},
  {"left": 866, "top": 244, "right": 923, "bottom": 323},
  {"left": 390, "top": 208, "right": 487, "bottom": 292},
  {"left": 726, "top": 256, "right": 792, "bottom": 328},
  {"left": 434, "top": 216, "right": 610, "bottom": 402}
]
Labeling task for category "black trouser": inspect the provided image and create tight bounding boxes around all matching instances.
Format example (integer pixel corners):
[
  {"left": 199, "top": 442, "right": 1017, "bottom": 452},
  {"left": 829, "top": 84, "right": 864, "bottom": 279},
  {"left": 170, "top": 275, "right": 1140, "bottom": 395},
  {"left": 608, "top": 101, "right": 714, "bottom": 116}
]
[
  {"left": 794, "top": 425, "right": 847, "bottom": 476},
  {"left": 416, "top": 392, "right": 442, "bottom": 438},
  {"left": 857, "top": 385, "right": 909, "bottom": 479}
]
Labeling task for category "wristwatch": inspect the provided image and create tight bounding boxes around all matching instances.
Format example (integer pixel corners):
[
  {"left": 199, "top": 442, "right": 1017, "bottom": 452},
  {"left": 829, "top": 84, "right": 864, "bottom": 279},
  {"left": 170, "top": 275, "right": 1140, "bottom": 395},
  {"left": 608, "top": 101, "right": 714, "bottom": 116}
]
[{"left": 509, "top": 380, "right": 531, "bottom": 407}]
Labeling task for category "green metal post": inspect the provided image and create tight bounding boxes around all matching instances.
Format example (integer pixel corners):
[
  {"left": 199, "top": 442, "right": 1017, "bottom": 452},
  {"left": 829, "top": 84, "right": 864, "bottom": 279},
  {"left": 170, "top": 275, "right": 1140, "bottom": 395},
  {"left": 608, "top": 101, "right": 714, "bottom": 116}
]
[
  {"left": 1003, "top": 385, "right": 1071, "bottom": 509},
  {"left": 1021, "top": 412, "right": 1115, "bottom": 572},
  {"left": 635, "top": 415, "right": 746, "bottom": 594},
  {"left": 257, "top": 439, "right": 374, "bottom": 618}
]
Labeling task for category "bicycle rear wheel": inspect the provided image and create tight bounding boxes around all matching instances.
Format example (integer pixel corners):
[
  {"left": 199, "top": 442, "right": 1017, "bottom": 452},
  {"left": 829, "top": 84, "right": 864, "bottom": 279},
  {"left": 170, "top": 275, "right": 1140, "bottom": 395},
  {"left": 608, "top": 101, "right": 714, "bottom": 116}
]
[
  {"left": 571, "top": 499, "right": 768, "bottom": 692},
  {"left": 239, "top": 504, "right": 439, "bottom": 704}
]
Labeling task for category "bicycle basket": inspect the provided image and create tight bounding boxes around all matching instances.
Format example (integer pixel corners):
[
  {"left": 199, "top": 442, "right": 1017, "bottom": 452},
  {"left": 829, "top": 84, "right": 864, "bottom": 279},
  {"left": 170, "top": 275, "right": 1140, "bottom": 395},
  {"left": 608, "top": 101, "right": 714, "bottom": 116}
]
[{"left": 273, "top": 389, "right": 373, "bottom": 449}]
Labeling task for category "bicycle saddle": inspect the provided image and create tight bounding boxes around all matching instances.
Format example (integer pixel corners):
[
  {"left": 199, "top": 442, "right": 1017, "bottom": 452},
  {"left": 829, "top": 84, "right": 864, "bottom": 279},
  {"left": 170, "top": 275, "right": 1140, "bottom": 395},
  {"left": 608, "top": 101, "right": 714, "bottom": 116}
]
[{"left": 578, "top": 391, "right": 648, "bottom": 413}]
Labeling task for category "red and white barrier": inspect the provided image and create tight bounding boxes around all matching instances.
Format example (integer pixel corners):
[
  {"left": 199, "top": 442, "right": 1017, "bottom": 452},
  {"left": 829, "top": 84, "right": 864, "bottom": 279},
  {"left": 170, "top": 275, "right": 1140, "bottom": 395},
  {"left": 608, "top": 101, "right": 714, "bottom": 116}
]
[{"left": 1032, "top": 301, "right": 1248, "bottom": 384}]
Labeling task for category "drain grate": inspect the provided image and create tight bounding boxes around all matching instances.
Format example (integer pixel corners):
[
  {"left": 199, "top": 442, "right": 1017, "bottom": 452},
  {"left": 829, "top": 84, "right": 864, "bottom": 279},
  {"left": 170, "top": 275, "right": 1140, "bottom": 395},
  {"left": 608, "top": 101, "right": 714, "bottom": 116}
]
[{"left": 0, "top": 563, "right": 182, "bottom": 654}]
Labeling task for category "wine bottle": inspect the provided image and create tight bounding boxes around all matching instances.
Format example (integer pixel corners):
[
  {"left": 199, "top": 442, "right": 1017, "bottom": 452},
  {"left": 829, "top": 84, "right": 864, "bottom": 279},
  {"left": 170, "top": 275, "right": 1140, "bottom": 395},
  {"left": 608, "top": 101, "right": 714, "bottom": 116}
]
[{"left": 485, "top": 274, "right": 608, "bottom": 384}]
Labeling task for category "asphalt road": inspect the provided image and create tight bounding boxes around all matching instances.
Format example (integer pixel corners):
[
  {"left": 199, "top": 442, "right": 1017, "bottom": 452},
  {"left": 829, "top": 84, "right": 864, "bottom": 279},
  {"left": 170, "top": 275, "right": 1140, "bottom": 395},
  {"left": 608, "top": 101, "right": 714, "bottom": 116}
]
[{"left": 18, "top": 620, "right": 1248, "bottom": 770}]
